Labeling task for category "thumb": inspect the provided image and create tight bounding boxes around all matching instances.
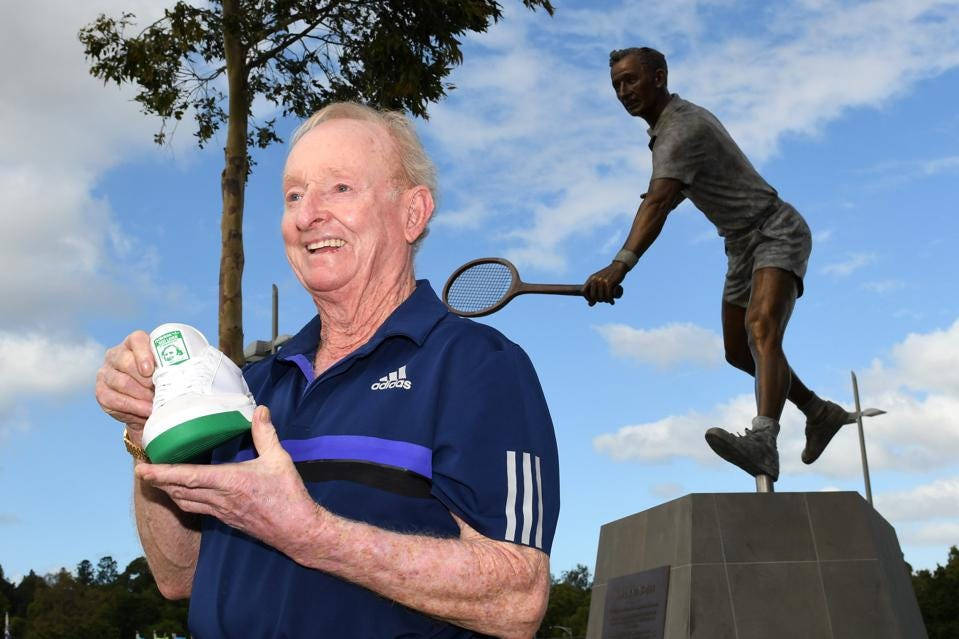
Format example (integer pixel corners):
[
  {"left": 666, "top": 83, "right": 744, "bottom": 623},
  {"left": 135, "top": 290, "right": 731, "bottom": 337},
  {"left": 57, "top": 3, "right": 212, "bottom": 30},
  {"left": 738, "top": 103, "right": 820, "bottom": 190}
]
[{"left": 251, "top": 405, "right": 283, "bottom": 457}]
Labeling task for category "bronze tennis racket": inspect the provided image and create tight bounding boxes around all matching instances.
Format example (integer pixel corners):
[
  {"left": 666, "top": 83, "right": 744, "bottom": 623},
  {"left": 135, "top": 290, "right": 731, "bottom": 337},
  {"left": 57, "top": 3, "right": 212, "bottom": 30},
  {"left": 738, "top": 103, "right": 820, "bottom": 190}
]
[{"left": 443, "top": 257, "right": 623, "bottom": 317}]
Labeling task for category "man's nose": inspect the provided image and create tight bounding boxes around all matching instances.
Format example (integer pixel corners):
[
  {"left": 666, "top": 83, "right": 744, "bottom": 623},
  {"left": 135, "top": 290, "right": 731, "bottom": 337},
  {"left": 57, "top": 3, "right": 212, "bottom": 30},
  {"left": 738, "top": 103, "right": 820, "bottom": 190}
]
[{"left": 296, "top": 190, "right": 331, "bottom": 230}]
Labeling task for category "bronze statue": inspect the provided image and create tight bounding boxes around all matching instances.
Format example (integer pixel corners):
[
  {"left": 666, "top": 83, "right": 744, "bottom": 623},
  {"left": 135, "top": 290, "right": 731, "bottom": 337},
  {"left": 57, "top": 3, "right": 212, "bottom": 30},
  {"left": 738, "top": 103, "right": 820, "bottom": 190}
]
[{"left": 584, "top": 47, "right": 856, "bottom": 484}]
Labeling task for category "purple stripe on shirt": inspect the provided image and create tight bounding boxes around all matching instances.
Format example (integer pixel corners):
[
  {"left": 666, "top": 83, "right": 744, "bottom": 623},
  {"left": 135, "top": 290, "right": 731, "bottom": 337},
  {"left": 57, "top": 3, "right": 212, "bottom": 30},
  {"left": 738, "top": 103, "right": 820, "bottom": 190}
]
[
  {"left": 231, "top": 435, "right": 432, "bottom": 478},
  {"left": 284, "top": 353, "right": 315, "bottom": 382}
]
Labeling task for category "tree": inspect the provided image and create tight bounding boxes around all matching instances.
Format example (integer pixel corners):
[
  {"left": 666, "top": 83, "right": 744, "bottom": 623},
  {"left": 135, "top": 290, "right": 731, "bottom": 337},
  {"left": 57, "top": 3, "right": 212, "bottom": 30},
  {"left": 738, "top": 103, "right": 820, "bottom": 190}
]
[
  {"left": 913, "top": 545, "right": 959, "bottom": 639},
  {"left": 95, "top": 556, "right": 119, "bottom": 586},
  {"left": 538, "top": 564, "right": 592, "bottom": 638},
  {"left": 75, "top": 559, "right": 95, "bottom": 586},
  {"left": 79, "top": 0, "right": 554, "bottom": 364},
  {"left": 25, "top": 569, "right": 118, "bottom": 639}
]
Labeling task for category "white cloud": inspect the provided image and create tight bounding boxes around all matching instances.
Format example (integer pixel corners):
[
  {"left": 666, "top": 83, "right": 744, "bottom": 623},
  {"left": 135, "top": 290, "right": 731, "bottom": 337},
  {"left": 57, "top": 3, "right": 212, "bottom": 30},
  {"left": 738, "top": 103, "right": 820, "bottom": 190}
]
[
  {"left": 862, "top": 279, "right": 905, "bottom": 294},
  {"left": 0, "top": 1, "right": 170, "bottom": 173},
  {"left": 649, "top": 482, "right": 685, "bottom": 499},
  {"left": 594, "top": 322, "right": 724, "bottom": 369},
  {"left": 593, "top": 393, "right": 760, "bottom": 466},
  {"left": 862, "top": 154, "right": 959, "bottom": 189},
  {"left": 821, "top": 252, "right": 877, "bottom": 277},
  {"left": 0, "top": 0, "right": 192, "bottom": 331},
  {"left": 0, "top": 334, "right": 102, "bottom": 397},
  {"left": 904, "top": 522, "right": 959, "bottom": 547},
  {"left": 0, "top": 332, "right": 104, "bottom": 438},
  {"left": 885, "top": 319, "right": 959, "bottom": 396},
  {"left": 428, "top": 0, "right": 959, "bottom": 272},
  {"left": 593, "top": 317, "right": 959, "bottom": 479},
  {"left": 813, "top": 229, "right": 834, "bottom": 243},
  {"left": 876, "top": 478, "right": 959, "bottom": 522}
]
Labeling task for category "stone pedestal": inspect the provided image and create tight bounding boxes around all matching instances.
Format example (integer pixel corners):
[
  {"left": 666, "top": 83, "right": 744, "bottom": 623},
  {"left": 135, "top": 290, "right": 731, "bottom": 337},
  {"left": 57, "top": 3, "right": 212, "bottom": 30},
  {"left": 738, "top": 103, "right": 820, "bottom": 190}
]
[{"left": 586, "top": 492, "right": 927, "bottom": 639}]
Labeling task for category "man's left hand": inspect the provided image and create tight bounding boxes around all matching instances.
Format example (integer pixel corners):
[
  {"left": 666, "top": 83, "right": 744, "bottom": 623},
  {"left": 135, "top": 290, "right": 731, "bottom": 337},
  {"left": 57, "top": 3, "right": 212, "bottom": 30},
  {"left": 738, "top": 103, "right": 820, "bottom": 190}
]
[
  {"left": 583, "top": 261, "right": 628, "bottom": 306},
  {"left": 135, "top": 406, "right": 318, "bottom": 555}
]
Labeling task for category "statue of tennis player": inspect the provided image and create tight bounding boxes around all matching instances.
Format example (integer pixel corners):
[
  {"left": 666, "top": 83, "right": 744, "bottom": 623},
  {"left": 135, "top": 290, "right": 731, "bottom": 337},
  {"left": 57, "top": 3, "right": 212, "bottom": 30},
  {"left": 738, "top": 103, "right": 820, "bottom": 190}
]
[{"left": 583, "top": 47, "right": 855, "bottom": 482}]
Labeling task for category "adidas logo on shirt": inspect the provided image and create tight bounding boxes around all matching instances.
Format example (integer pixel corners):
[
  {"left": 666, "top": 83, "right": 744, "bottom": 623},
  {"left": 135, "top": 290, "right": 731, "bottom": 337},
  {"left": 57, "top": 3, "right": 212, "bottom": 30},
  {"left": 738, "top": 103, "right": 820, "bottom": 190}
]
[{"left": 370, "top": 365, "right": 412, "bottom": 390}]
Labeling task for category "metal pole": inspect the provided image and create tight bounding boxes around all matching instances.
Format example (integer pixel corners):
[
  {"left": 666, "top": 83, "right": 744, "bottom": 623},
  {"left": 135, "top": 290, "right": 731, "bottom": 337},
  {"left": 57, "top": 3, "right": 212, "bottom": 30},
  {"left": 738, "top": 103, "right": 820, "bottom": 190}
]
[
  {"left": 851, "top": 371, "right": 873, "bottom": 505},
  {"left": 271, "top": 283, "right": 278, "bottom": 354},
  {"left": 755, "top": 474, "right": 774, "bottom": 493}
]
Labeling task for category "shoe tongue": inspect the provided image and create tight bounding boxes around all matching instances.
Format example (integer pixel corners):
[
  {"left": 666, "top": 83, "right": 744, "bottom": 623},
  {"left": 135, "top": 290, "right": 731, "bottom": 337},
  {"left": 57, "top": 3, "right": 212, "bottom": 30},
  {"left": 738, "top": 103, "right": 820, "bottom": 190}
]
[{"left": 149, "top": 323, "right": 210, "bottom": 368}]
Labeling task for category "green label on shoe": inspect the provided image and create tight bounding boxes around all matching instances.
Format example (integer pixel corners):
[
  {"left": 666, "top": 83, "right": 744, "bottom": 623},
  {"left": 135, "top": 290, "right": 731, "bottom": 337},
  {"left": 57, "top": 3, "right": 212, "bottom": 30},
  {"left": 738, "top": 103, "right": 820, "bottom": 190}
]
[{"left": 154, "top": 330, "right": 190, "bottom": 366}]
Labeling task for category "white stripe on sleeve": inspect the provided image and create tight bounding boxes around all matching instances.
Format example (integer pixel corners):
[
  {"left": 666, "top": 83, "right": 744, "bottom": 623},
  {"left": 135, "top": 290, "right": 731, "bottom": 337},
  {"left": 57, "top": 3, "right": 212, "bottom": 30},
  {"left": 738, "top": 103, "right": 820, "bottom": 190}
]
[
  {"left": 535, "top": 455, "right": 544, "bottom": 549},
  {"left": 505, "top": 451, "right": 517, "bottom": 542},
  {"left": 521, "top": 452, "right": 533, "bottom": 545}
]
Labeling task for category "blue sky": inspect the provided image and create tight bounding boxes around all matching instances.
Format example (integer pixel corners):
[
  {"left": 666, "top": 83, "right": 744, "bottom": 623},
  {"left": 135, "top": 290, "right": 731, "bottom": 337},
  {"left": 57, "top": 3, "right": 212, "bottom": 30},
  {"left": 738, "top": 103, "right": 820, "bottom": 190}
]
[{"left": 2, "top": 0, "right": 958, "bottom": 585}]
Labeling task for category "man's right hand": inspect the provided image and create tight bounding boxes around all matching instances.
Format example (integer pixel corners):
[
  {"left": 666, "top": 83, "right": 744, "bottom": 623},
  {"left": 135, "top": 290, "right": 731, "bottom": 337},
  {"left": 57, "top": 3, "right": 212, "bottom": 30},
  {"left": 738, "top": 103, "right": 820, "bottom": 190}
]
[
  {"left": 94, "top": 331, "right": 156, "bottom": 431},
  {"left": 583, "top": 261, "right": 628, "bottom": 306}
]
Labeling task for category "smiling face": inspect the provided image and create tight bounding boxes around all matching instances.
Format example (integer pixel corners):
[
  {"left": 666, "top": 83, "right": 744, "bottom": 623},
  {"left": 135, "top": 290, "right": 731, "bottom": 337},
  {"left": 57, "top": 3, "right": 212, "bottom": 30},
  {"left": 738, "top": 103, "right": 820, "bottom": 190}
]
[
  {"left": 281, "top": 118, "right": 419, "bottom": 301},
  {"left": 610, "top": 54, "right": 667, "bottom": 122}
]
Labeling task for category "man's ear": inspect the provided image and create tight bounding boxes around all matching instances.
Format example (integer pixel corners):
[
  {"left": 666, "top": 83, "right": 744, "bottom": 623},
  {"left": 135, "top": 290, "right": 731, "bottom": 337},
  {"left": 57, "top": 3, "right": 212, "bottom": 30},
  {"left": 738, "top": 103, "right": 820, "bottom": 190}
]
[
  {"left": 403, "top": 185, "right": 435, "bottom": 245},
  {"left": 655, "top": 68, "right": 667, "bottom": 90}
]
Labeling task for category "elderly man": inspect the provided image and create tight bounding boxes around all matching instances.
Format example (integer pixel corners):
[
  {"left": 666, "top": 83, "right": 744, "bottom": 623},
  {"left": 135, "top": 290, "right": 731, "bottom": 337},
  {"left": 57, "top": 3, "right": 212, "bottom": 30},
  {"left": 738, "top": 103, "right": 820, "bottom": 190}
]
[
  {"left": 95, "top": 102, "right": 559, "bottom": 638},
  {"left": 583, "top": 47, "right": 854, "bottom": 484}
]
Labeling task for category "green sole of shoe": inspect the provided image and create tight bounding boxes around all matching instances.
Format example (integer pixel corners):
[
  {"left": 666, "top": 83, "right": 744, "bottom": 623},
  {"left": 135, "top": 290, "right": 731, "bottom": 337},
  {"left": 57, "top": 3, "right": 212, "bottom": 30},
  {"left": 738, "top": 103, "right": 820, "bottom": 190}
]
[{"left": 145, "top": 410, "right": 252, "bottom": 463}]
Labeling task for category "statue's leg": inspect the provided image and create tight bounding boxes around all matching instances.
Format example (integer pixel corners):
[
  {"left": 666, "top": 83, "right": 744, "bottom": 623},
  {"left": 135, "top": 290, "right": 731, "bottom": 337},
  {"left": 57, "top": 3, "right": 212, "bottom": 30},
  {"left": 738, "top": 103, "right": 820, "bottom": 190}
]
[
  {"left": 723, "top": 300, "right": 816, "bottom": 407},
  {"left": 744, "top": 267, "right": 797, "bottom": 420}
]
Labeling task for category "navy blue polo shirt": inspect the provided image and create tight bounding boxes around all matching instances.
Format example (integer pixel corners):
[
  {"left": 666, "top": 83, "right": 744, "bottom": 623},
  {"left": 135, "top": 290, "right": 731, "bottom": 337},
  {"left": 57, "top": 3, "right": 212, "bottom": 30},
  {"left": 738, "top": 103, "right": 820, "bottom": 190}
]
[{"left": 188, "top": 281, "right": 559, "bottom": 638}]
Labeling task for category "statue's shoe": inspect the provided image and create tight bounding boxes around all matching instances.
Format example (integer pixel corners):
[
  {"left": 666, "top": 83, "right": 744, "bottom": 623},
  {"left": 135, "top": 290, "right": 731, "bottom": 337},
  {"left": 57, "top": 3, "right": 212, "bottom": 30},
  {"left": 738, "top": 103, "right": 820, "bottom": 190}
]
[
  {"left": 801, "top": 400, "right": 856, "bottom": 465},
  {"left": 705, "top": 426, "right": 780, "bottom": 481}
]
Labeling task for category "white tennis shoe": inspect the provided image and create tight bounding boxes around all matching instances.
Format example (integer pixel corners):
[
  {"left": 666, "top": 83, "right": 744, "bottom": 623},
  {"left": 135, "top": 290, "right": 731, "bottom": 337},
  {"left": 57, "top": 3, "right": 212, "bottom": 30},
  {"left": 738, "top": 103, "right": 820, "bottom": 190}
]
[{"left": 142, "top": 323, "right": 255, "bottom": 463}]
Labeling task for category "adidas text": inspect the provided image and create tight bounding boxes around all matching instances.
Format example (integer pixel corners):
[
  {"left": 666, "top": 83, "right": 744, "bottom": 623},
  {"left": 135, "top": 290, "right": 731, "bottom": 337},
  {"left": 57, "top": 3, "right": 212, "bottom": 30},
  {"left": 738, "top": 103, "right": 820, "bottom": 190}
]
[{"left": 371, "top": 379, "right": 412, "bottom": 390}]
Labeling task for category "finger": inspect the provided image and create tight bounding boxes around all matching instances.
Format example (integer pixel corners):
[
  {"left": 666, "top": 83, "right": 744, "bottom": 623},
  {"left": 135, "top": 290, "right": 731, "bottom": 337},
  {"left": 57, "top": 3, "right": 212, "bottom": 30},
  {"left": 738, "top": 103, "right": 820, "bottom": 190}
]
[
  {"left": 166, "top": 495, "right": 218, "bottom": 518},
  {"left": 163, "top": 484, "right": 228, "bottom": 507},
  {"left": 137, "top": 462, "right": 224, "bottom": 490},
  {"left": 251, "top": 406, "right": 285, "bottom": 460},
  {"left": 449, "top": 511, "right": 483, "bottom": 540},
  {"left": 95, "top": 384, "right": 153, "bottom": 424},
  {"left": 101, "top": 365, "right": 154, "bottom": 402},
  {"left": 124, "top": 330, "right": 155, "bottom": 378},
  {"left": 583, "top": 280, "right": 598, "bottom": 304},
  {"left": 105, "top": 341, "right": 153, "bottom": 392}
]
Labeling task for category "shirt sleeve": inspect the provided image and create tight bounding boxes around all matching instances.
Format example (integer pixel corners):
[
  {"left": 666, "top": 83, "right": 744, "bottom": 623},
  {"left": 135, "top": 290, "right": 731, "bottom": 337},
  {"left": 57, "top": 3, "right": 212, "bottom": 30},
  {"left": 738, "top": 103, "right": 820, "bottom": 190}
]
[
  {"left": 429, "top": 336, "right": 560, "bottom": 555},
  {"left": 650, "top": 119, "right": 707, "bottom": 187}
]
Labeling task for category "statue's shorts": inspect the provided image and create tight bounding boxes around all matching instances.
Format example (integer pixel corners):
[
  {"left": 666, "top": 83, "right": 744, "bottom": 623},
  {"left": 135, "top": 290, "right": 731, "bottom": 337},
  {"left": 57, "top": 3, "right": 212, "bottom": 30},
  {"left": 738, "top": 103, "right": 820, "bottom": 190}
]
[{"left": 722, "top": 201, "right": 812, "bottom": 308}]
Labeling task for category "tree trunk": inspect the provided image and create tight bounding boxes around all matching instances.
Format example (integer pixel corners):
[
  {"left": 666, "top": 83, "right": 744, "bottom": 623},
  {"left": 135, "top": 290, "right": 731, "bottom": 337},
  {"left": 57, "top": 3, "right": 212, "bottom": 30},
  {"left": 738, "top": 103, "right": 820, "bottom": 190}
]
[{"left": 219, "top": 0, "right": 248, "bottom": 366}]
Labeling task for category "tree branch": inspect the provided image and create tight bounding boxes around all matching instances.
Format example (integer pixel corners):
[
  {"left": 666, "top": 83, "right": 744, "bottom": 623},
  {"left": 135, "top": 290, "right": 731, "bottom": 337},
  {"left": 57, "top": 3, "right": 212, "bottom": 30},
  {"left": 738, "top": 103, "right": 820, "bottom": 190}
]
[{"left": 246, "top": 13, "right": 332, "bottom": 70}]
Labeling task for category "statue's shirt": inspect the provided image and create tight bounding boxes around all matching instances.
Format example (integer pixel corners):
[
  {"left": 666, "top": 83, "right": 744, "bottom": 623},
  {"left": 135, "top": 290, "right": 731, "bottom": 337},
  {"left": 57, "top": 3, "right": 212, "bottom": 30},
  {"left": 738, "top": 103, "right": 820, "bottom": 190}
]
[{"left": 648, "top": 94, "right": 782, "bottom": 237}]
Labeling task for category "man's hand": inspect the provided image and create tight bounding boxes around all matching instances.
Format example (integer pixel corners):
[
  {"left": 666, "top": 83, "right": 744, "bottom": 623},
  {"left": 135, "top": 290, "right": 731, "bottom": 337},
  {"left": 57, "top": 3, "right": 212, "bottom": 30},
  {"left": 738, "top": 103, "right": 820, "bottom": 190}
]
[
  {"left": 583, "top": 261, "right": 628, "bottom": 306},
  {"left": 95, "top": 330, "right": 155, "bottom": 431},
  {"left": 135, "top": 406, "right": 319, "bottom": 556}
]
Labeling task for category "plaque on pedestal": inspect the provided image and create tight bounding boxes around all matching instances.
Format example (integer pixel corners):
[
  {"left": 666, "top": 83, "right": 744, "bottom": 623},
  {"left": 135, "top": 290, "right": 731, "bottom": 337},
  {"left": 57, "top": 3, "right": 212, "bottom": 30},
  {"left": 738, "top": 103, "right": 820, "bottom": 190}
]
[
  {"left": 602, "top": 565, "right": 669, "bottom": 639},
  {"left": 586, "top": 492, "right": 927, "bottom": 639}
]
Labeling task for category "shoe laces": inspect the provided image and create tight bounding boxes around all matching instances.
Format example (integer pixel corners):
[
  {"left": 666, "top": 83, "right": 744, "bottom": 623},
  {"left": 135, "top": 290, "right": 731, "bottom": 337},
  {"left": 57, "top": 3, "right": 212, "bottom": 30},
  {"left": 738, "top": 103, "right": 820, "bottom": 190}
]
[
  {"left": 153, "top": 348, "right": 217, "bottom": 409},
  {"left": 734, "top": 427, "right": 773, "bottom": 441}
]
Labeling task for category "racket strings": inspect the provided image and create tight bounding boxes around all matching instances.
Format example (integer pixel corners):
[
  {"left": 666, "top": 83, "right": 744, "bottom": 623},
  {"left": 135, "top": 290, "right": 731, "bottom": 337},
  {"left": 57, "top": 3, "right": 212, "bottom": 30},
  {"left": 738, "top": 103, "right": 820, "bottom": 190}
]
[{"left": 445, "top": 262, "right": 514, "bottom": 313}]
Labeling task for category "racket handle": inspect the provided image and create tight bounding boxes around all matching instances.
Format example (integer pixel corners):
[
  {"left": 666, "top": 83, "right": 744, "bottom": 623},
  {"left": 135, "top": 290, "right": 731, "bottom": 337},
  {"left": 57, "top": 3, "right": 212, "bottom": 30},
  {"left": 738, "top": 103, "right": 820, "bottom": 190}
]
[{"left": 519, "top": 283, "right": 624, "bottom": 299}]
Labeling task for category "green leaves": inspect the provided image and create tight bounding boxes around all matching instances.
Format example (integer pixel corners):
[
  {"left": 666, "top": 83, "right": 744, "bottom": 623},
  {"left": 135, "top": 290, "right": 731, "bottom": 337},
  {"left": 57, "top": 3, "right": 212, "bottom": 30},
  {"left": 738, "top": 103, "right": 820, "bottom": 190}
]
[{"left": 79, "top": 0, "right": 555, "bottom": 149}]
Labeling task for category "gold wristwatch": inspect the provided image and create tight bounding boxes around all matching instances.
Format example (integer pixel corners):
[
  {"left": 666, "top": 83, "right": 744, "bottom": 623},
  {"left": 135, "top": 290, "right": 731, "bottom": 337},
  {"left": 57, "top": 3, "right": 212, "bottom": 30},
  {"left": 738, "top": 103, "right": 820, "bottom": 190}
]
[{"left": 123, "top": 428, "right": 150, "bottom": 462}]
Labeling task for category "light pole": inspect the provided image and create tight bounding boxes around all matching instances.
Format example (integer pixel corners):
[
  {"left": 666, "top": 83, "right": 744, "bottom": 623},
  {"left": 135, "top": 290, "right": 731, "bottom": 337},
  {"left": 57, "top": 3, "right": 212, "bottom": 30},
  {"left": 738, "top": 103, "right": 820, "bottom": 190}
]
[{"left": 850, "top": 370, "right": 886, "bottom": 505}]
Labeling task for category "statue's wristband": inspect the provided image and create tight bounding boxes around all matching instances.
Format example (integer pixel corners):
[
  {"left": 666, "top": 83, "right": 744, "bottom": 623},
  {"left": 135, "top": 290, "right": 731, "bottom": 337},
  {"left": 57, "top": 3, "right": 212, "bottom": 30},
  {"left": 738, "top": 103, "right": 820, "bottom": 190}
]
[{"left": 612, "top": 249, "right": 639, "bottom": 271}]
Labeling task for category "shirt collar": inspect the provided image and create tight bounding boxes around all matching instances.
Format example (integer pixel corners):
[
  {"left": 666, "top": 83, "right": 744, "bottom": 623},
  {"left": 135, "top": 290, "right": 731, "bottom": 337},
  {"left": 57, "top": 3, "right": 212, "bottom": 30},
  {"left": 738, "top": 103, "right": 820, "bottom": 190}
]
[
  {"left": 273, "top": 279, "right": 449, "bottom": 366},
  {"left": 646, "top": 93, "right": 681, "bottom": 148}
]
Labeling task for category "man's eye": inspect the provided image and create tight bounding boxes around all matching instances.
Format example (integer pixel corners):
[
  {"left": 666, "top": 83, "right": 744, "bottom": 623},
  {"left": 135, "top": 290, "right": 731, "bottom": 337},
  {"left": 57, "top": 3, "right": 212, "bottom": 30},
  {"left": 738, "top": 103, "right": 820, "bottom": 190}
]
[
  {"left": 335, "top": 183, "right": 351, "bottom": 193},
  {"left": 286, "top": 192, "right": 303, "bottom": 203}
]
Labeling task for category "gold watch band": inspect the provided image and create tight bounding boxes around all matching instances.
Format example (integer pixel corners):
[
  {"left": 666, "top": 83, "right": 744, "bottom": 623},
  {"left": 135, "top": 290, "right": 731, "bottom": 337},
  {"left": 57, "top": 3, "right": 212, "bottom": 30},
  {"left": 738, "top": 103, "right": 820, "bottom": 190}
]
[{"left": 123, "top": 428, "right": 150, "bottom": 462}]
